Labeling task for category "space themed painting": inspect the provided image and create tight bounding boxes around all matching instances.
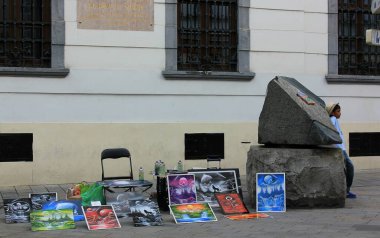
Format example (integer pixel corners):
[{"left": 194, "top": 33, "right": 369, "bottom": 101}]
[
  {"left": 82, "top": 205, "right": 121, "bottom": 230},
  {"left": 189, "top": 170, "right": 239, "bottom": 207},
  {"left": 3, "top": 198, "right": 32, "bottom": 223},
  {"left": 167, "top": 174, "right": 197, "bottom": 205},
  {"left": 256, "top": 173, "right": 286, "bottom": 212}
]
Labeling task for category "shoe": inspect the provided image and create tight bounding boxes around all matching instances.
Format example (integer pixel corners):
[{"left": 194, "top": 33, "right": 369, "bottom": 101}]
[{"left": 346, "top": 191, "right": 357, "bottom": 199}]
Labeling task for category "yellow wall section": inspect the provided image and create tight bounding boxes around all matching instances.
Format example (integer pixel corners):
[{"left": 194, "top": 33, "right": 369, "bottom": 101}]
[{"left": 0, "top": 122, "right": 379, "bottom": 186}]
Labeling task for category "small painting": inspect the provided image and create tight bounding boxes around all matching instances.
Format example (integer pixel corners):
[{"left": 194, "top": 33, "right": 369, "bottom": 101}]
[
  {"left": 29, "top": 192, "right": 58, "bottom": 210},
  {"left": 42, "top": 200, "right": 84, "bottom": 221},
  {"left": 215, "top": 193, "right": 249, "bottom": 214},
  {"left": 189, "top": 170, "right": 239, "bottom": 206},
  {"left": 169, "top": 203, "right": 217, "bottom": 224},
  {"left": 82, "top": 205, "right": 121, "bottom": 230},
  {"left": 225, "top": 213, "right": 270, "bottom": 220},
  {"left": 256, "top": 173, "right": 286, "bottom": 212},
  {"left": 105, "top": 191, "right": 144, "bottom": 217},
  {"left": 167, "top": 174, "right": 197, "bottom": 205},
  {"left": 129, "top": 199, "right": 163, "bottom": 226},
  {"left": 3, "top": 198, "right": 32, "bottom": 223},
  {"left": 30, "top": 209, "right": 75, "bottom": 231}
]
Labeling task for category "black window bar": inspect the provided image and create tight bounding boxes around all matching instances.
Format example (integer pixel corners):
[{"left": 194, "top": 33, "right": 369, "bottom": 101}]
[
  {"left": 177, "top": 0, "right": 237, "bottom": 72},
  {"left": 0, "top": 0, "right": 51, "bottom": 67},
  {"left": 338, "top": 0, "right": 380, "bottom": 75}
]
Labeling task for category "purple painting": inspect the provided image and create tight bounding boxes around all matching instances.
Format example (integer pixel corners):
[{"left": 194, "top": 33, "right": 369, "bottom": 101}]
[{"left": 167, "top": 174, "right": 197, "bottom": 205}]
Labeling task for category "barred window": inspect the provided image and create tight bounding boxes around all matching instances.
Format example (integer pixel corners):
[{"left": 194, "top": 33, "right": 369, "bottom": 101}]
[
  {"left": 338, "top": 0, "right": 380, "bottom": 75},
  {"left": 0, "top": 0, "right": 51, "bottom": 68},
  {"left": 177, "top": 0, "right": 237, "bottom": 72}
]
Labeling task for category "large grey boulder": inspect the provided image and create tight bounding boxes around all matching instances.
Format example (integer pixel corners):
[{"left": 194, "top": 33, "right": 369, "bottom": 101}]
[
  {"left": 258, "top": 76, "right": 341, "bottom": 145},
  {"left": 246, "top": 146, "right": 346, "bottom": 208}
]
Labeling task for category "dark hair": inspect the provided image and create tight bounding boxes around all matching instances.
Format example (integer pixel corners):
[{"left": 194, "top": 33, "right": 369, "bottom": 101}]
[{"left": 333, "top": 104, "right": 340, "bottom": 112}]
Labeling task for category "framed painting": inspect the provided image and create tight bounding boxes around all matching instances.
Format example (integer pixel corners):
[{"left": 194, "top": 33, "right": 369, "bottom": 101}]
[
  {"left": 256, "top": 172, "right": 286, "bottom": 212},
  {"left": 82, "top": 205, "right": 121, "bottom": 230},
  {"left": 215, "top": 193, "right": 249, "bottom": 214},
  {"left": 188, "top": 170, "right": 239, "bottom": 206},
  {"left": 167, "top": 174, "right": 197, "bottom": 205},
  {"left": 169, "top": 203, "right": 217, "bottom": 224},
  {"left": 30, "top": 209, "right": 75, "bottom": 231},
  {"left": 29, "top": 192, "right": 58, "bottom": 210},
  {"left": 3, "top": 198, "right": 32, "bottom": 223}
]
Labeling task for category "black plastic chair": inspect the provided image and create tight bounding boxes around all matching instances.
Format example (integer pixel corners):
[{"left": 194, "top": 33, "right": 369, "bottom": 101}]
[{"left": 101, "top": 148, "right": 133, "bottom": 181}]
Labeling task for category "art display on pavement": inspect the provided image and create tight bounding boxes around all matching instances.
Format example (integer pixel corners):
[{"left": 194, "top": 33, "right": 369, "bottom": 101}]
[
  {"left": 3, "top": 198, "right": 32, "bottom": 223},
  {"left": 256, "top": 173, "right": 286, "bottom": 212},
  {"left": 29, "top": 192, "right": 58, "bottom": 210},
  {"left": 129, "top": 199, "right": 163, "bottom": 226},
  {"left": 82, "top": 205, "right": 121, "bottom": 230},
  {"left": 42, "top": 200, "right": 84, "bottom": 221},
  {"left": 167, "top": 174, "right": 197, "bottom": 205},
  {"left": 215, "top": 193, "right": 249, "bottom": 215},
  {"left": 189, "top": 170, "right": 239, "bottom": 206},
  {"left": 30, "top": 209, "right": 75, "bottom": 231},
  {"left": 169, "top": 203, "right": 217, "bottom": 224}
]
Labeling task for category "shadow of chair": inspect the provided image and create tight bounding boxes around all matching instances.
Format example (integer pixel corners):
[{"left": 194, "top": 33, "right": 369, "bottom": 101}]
[{"left": 101, "top": 148, "right": 133, "bottom": 181}]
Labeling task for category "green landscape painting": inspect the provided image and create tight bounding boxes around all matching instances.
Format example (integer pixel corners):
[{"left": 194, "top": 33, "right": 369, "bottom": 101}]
[{"left": 30, "top": 209, "right": 76, "bottom": 231}]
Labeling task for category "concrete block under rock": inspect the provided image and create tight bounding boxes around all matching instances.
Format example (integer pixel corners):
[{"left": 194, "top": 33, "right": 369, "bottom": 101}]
[
  {"left": 246, "top": 145, "right": 346, "bottom": 208},
  {"left": 258, "top": 76, "right": 341, "bottom": 145}
]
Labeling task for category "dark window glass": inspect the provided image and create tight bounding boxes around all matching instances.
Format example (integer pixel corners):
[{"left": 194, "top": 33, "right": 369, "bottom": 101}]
[
  {"left": 177, "top": 0, "right": 237, "bottom": 72},
  {"left": 338, "top": 0, "right": 380, "bottom": 75},
  {"left": 349, "top": 132, "right": 380, "bottom": 156},
  {"left": 0, "top": 0, "right": 51, "bottom": 67}
]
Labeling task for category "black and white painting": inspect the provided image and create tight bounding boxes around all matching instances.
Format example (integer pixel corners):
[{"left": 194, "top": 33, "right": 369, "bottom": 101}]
[
  {"left": 129, "top": 199, "right": 163, "bottom": 226},
  {"left": 29, "top": 192, "right": 57, "bottom": 210},
  {"left": 4, "top": 198, "right": 32, "bottom": 223},
  {"left": 189, "top": 170, "right": 239, "bottom": 206}
]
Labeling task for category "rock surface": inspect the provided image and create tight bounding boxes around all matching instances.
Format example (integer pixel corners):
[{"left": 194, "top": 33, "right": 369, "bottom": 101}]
[
  {"left": 246, "top": 145, "right": 346, "bottom": 208},
  {"left": 258, "top": 76, "right": 341, "bottom": 145}
]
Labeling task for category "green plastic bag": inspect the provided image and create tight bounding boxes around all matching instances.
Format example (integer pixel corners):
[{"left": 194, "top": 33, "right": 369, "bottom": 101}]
[{"left": 81, "top": 183, "right": 105, "bottom": 206}]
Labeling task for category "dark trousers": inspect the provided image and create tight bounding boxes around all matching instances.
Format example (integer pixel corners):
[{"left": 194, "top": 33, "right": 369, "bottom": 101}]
[{"left": 342, "top": 150, "right": 354, "bottom": 192}]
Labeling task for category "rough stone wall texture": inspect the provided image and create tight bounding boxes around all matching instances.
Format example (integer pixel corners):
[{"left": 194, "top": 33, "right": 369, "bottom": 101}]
[
  {"left": 246, "top": 146, "right": 346, "bottom": 208},
  {"left": 258, "top": 76, "right": 341, "bottom": 145}
]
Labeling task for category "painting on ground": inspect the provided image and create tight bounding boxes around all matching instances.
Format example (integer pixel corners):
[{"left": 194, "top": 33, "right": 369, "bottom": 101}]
[
  {"left": 30, "top": 209, "right": 75, "bottom": 231},
  {"left": 169, "top": 203, "right": 217, "bottom": 224},
  {"left": 256, "top": 173, "right": 286, "bottom": 212},
  {"left": 215, "top": 193, "right": 249, "bottom": 214},
  {"left": 82, "top": 205, "right": 121, "bottom": 230},
  {"left": 29, "top": 192, "right": 58, "bottom": 210},
  {"left": 167, "top": 174, "right": 197, "bottom": 205},
  {"left": 129, "top": 199, "right": 163, "bottom": 226},
  {"left": 42, "top": 200, "right": 84, "bottom": 221},
  {"left": 189, "top": 170, "right": 239, "bottom": 206},
  {"left": 105, "top": 191, "right": 144, "bottom": 217},
  {"left": 3, "top": 198, "right": 32, "bottom": 223}
]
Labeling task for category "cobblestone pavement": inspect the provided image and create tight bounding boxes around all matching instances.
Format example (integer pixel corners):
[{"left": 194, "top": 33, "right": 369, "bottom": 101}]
[{"left": 0, "top": 169, "right": 379, "bottom": 238}]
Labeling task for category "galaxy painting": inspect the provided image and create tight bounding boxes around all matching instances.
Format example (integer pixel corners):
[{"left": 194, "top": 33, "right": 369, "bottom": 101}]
[
  {"left": 167, "top": 174, "right": 197, "bottom": 205},
  {"left": 256, "top": 173, "right": 286, "bottom": 212}
]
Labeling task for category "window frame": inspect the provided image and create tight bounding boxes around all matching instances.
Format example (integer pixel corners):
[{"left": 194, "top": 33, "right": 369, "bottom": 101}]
[
  {"left": 326, "top": 0, "right": 380, "bottom": 84},
  {"left": 0, "top": 0, "right": 69, "bottom": 77},
  {"left": 162, "top": 0, "right": 254, "bottom": 81}
]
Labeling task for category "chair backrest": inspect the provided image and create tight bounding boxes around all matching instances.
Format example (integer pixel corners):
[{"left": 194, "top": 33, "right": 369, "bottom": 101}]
[{"left": 101, "top": 148, "right": 133, "bottom": 181}]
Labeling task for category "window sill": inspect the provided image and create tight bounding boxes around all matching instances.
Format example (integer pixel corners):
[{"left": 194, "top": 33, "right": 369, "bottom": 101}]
[
  {"left": 326, "top": 74, "right": 380, "bottom": 84},
  {"left": 0, "top": 67, "right": 69, "bottom": 78},
  {"left": 162, "top": 70, "right": 255, "bottom": 81}
]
